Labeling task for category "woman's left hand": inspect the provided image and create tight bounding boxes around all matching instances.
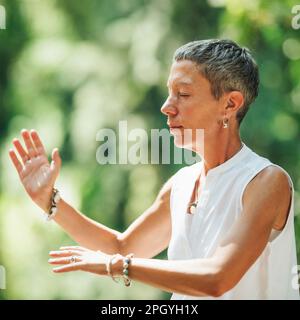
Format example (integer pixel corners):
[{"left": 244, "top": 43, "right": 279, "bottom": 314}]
[{"left": 48, "top": 246, "right": 113, "bottom": 275}]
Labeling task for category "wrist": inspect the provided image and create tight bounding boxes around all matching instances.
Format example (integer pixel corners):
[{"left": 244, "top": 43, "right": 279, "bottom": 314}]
[
  {"left": 34, "top": 189, "right": 53, "bottom": 212},
  {"left": 110, "top": 254, "right": 124, "bottom": 277},
  {"left": 44, "top": 187, "right": 61, "bottom": 221},
  {"left": 111, "top": 253, "right": 134, "bottom": 287}
]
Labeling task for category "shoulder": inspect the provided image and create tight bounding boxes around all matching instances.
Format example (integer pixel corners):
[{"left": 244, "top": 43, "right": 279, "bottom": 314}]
[
  {"left": 248, "top": 165, "right": 291, "bottom": 191},
  {"left": 242, "top": 165, "right": 292, "bottom": 229}
]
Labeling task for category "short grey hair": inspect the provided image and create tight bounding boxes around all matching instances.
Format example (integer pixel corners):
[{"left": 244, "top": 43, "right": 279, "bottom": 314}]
[{"left": 173, "top": 39, "right": 259, "bottom": 125}]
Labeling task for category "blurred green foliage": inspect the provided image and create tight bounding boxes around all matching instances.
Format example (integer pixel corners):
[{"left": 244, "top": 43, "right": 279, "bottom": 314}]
[{"left": 0, "top": 0, "right": 299, "bottom": 299}]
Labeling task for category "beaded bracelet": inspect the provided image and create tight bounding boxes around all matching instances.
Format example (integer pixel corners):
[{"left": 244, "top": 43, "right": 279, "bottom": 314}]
[
  {"left": 122, "top": 253, "right": 134, "bottom": 287},
  {"left": 46, "top": 188, "right": 61, "bottom": 221}
]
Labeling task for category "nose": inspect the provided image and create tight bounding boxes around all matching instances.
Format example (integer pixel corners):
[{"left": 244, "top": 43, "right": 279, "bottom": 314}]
[{"left": 160, "top": 97, "right": 178, "bottom": 116}]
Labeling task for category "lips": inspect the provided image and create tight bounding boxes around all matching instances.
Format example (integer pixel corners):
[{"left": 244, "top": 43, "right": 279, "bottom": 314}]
[{"left": 167, "top": 123, "right": 183, "bottom": 129}]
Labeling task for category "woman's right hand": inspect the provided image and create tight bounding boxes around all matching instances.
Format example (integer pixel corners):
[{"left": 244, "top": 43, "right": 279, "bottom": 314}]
[{"left": 9, "top": 129, "right": 62, "bottom": 212}]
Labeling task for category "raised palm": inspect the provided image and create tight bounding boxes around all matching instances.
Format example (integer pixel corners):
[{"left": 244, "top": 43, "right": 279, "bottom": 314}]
[{"left": 9, "top": 129, "right": 61, "bottom": 212}]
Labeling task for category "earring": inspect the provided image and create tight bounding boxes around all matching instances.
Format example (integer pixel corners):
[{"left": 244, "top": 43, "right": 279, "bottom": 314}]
[{"left": 223, "top": 117, "right": 229, "bottom": 129}]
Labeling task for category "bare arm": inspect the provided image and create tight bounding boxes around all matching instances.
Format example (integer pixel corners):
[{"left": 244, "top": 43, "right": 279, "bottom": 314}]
[
  {"left": 9, "top": 129, "right": 121, "bottom": 253},
  {"left": 9, "top": 129, "right": 174, "bottom": 256},
  {"left": 53, "top": 174, "right": 173, "bottom": 256},
  {"left": 107, "top": 166, "right": 292, "bottom": 297},
  {"left": 52, "top": 200, "right": 121, "bottom": 253}
]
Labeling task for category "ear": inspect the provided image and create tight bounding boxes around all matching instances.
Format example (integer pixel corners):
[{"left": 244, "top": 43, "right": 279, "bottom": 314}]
[{"left": 225, "top": 91, "right": 244, "bottom": 115}]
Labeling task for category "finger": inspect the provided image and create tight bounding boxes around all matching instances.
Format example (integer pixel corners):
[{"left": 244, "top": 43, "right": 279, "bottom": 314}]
[
  {"left": 12, "top": 138, "right": 29, "bottom": 165},
  {"left": 59, "top": 246, "right": 84, "bottom": 251},
  {"left": 21, "top": 129, "right": 38, "bottom": 158},
  {"left": 48, "top": 256, "right": 81, "bottom": 265},
  {"left": 50, "top": 148, "right": 61, "bottom": 178},
  {"left": 30, "top": 130, "right": 47, "bottom": 157},
  {"left": 49, "top": 250, "right": 82, "bottom": 257},
  {"left": 52, "top": 262, "right": 84, "bottom": 273},
  {"left": 8, "top": 149, "right": 23, "bottom": 175},
  {"left": 48, "top": 257, "right": 71, "bottom": 265}
]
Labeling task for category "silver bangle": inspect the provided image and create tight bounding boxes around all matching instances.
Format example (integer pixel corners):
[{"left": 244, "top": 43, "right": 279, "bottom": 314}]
[
  {"left": 45, "top": 188, "right": 61, "bottom": 221},
  {"left": 106, "top": 254, "right": 121, "bottom": 283}
]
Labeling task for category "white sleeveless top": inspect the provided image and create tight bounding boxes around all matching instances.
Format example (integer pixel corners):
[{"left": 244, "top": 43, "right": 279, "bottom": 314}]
[{"left": 168, "top": 143, "right": 299, "bottom": 300}]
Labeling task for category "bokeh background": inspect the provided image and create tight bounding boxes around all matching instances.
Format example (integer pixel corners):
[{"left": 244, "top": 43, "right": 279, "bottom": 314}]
[{"left": 0, "top": 0, "right": 300, "bottom": 299}]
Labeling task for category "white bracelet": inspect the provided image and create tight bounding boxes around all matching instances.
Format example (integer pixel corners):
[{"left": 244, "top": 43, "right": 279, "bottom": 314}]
[
  {"left": 106, "top": 254, "right": 121, "bottom": 283},
  {"left": 45, "top": 188, "right": 61, "bottom": 221}
]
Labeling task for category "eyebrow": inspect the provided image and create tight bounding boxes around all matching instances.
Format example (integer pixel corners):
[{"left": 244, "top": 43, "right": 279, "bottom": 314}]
[{"left": 167, "top": 80, "right": 193, "bottom": 87}]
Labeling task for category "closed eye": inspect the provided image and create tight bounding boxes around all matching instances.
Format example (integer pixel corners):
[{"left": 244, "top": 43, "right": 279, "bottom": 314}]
[{"left": 178, "top": 93, "right": 190, "bottom": 97}]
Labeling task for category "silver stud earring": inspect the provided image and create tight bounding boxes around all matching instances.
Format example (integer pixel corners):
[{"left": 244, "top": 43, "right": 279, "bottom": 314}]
[{"left": 223, "top": 117, "right": 229, "bottom": 129}]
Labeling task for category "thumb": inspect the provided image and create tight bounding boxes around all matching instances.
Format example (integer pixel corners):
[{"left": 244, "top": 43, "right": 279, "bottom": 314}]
[{"left": 50, "top": 148, "right": 61, "bottom": 177}]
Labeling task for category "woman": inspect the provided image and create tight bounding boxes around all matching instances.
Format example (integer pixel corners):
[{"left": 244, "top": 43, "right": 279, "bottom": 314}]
[{"left": 9, "top": 39, "right": 299, "bottom": 299}]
